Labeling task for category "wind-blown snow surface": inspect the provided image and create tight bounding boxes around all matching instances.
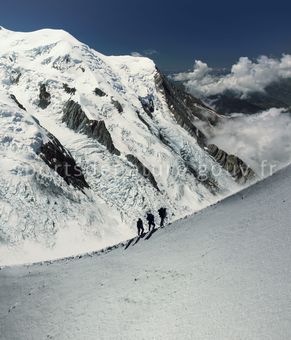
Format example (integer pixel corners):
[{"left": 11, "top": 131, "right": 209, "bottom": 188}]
[
  {"left": 1, "top": 165, "right": 291, "bottom": 339},
  {"left": 0, "top": 27, "right": 241, "bottom": 263}
]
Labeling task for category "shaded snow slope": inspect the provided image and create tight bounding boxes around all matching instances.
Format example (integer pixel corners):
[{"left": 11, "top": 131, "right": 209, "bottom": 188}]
[
  {"left": 1, "top": 165, "right": 291, "bottom": 339},
  {"left": 0, "top": 27, "right": 251, "bottom": 262}
]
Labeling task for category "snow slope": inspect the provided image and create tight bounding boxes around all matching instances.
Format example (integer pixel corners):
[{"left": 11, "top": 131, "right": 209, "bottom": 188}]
[
  {"left": 1, "top": 165, "right": 290, "bottom": 340},
  {"left": 0, "top": 27, "right": 249, "bottom": 262},
  {"left": 0, "top": 93, "right": 131, "bottom": 261}
]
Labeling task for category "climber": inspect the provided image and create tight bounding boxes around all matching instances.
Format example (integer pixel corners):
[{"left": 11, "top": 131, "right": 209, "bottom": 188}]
[
  {"left": 158, "top": 207, "right": 167, "bottom": 227},
  {"left": 136, "top": 218, "right": 144, "bottom": 236},
  {"left": 146, "top": 212, "right": 155, "bottom": 232}
]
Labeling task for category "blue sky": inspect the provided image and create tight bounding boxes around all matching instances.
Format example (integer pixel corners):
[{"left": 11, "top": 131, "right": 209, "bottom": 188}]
[{"left": 1, "top": 0, "right": 291, "bottom": 72}]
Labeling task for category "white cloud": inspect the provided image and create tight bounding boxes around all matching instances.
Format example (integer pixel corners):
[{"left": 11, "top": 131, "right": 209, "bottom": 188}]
[
  {"left": 130, "top": 49, "right": 159, "bottom": 58},
  {"left": 130, "top": 51, "right": 143, "bottom": 57},
  {"left": 143, "top": 49, "right": 159, "bottom": 56},
  {"left": 207, "top": 108, "right": 291, "bottom": 177},
  {"left": 173, "top": 55, "right": 291, "bottom": 98}
]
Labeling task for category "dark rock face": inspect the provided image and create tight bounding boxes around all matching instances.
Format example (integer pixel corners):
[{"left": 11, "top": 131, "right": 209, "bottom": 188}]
[
  {"left": 89, "top": 121, "right": 121, "bottom": 155},
  {"left": 63, "top": 100, "right": 120, "bottom": 156},
  {"left": 155, "top": 70, "right": 214, "bottom": 147},
  {"left": 10, "top": 72, "right": 21, "bottom": 85},
  {"left": 111, "top": 98, "right": 123, "bottom": 113},
  {"left": 63, "top": 83, "right": 76, "bottom": 95},
  {"left": 156, "top": 70, "right": 256, "bottom": 184},
  {"left": 126, "top": 154, "right": 160, "bottom": 191},
  {"left": 39, "top": 84, "right": 51, "bottom": 109},
  {"left": 139, "top": 95, "right": 155, "bottom": 118},
  {"left": 39, "top": 132, "right": 89, "bottom": 191},
  {"left": 136, "top": 111, "right": 151, "bottom": 131},
  {"left": 207, "top": 144, "right": 255, "bottom": 183},
  {"left": 94, "top": 88, "right": 107, "bottom": 97},
  {"left": 10, "top": 94, "right": 26, "bottom": 111}
]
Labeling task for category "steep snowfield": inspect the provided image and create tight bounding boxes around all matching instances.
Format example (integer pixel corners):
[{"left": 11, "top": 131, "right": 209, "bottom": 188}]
[
  {"left": 0, "top": 27, "right": 246, "bottom": 262},
  {"left": 0, "top": 95, "right": 129, "bottom": 262},
  {"left": 1, "top": 165, "right": 291, "bottom": 339}
]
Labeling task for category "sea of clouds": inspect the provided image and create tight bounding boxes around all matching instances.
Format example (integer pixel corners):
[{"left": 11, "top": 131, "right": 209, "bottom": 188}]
[
  {"left": 173, "top": 54, "right": 291, "bottom": 177},
  {"left": 173, "top": 54, "right": 291, "bottom": 98},
  {"left": 207, "top": 108, "right": 291, "bottom": 177}
]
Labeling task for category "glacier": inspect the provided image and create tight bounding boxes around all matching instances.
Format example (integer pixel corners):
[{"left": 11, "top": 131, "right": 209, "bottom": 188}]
[{"left": 0, "top": 27, "right": 254, "bottom": 264}]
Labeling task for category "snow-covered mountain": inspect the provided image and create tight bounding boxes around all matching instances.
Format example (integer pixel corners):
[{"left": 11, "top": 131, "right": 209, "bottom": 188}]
[{"left": 0, "top": 27, "right": 255, "bottom": 262}]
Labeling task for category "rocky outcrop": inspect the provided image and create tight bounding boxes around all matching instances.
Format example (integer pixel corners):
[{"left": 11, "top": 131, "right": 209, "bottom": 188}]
[
  {"left": 89, "top": 120, "right": 120, "bottom": 155},
  {"left": 139, "top": 95, "right": 154, "bottom": 118},
  {"left": 155, "top": 69, "right": 219, "bottom": 146},
  {"left": 155, "top": 71, "right": 255, "bottom": 184},
  {"left": 38, "top": 84, "right": 51, "bottom": 109},
  {"left": 94, "top": 88, "right": 106, "bottom": 97},
  {"left": 63, "top": 100, "right": 120, "bottom": 156},
  {"left": 39, "top": 131, "right": 89, "bottom": 191},
  {"left": 10, "top": 94, "right": 26, "bottom": 111},
  {"left": 207, "top": 144, "right": 255, "bottom": 183},
  {"left": 137, "top": 111, "right": 152, "bottom": 131},
  {"left": 63, "top": 83, "right": 76, "bottom": 95},
  {"left": 111, "top": 98, "right": 123, "bottom": 113},
  {"left": 126, "top": 154, "right": 160, "bottom": 191},
  {"left": 10, "top": 71, "right": 21, "bottom": 85}
]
